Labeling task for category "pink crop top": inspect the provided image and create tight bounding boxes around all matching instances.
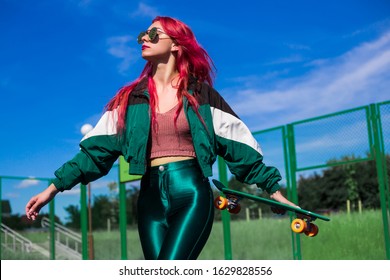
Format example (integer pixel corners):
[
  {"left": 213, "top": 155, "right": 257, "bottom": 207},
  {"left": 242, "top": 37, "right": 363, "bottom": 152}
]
[{"left": 150, "top": 104, "right": 196, "bottom": 159}]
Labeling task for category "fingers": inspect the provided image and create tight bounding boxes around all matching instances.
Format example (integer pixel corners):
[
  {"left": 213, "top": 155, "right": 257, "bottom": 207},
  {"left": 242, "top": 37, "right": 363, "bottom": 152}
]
[
  {"left": 25, "top": 197, "right": 36, "bottom": 212},
  {"left": 25, "top": 198, "right": 36, "bottom": 219},
  {"left": 27, "top": 210, "right": 40, "bottom": 220},
  {"left": 28, "top": 212, "right": 38, "bottom": 221},
  {"left": 25, "top": 197, "right": 40, "bottom": 220}
]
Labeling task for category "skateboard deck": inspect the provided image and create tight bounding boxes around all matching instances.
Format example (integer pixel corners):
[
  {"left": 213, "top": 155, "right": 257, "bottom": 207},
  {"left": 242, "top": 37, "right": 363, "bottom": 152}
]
[{"left": 212, "top": 179, "right": 330, "bottom": 237}]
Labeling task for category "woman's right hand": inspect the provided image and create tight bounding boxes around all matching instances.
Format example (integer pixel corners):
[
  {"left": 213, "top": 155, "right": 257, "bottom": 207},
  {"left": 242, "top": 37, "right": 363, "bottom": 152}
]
[{"left": 25, "top": 183, "right": 59, "bottom": 220}]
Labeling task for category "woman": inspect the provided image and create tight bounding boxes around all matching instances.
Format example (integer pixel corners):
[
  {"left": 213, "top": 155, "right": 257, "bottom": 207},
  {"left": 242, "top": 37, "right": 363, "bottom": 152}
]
[{"left": 25, "top": 16, "right": 298, "bottom": 260}]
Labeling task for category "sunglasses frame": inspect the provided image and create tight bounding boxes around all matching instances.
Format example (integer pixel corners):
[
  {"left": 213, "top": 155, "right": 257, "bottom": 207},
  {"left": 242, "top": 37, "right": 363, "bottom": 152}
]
[{"left": 137, "top": 27, "right": 167, "bottom": 44}]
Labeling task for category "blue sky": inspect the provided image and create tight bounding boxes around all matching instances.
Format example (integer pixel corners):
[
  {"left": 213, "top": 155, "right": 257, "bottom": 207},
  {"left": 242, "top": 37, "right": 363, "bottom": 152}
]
[{"left": 1, "top": 0, "right": 390, "bottom": 221}]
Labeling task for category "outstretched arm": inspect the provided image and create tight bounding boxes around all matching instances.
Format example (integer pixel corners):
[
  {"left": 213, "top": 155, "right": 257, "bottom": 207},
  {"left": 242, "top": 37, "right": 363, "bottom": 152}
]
[{"left": 25, "top": 184, "right": 59, "bottom": 220}]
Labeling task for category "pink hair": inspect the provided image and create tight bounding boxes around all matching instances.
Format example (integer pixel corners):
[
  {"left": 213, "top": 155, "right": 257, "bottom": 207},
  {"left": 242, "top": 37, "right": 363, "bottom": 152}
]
[{"left": 105, "top": 16, "right": 215, "bottom": 134}]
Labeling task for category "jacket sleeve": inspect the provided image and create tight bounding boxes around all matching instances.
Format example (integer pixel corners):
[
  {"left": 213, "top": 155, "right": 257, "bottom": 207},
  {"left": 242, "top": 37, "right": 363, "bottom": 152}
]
[
  {"left": 210, "top": 90, "right": 281, "bottom": 194},
  {"left": 52, "top": 108, "right": 123, "bottom": 191}
]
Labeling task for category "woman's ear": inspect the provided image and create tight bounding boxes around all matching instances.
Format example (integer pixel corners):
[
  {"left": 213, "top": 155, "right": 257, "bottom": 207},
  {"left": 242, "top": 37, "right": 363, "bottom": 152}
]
[{"left": 171, "top": 43, "right": 179, "bottom": 52}]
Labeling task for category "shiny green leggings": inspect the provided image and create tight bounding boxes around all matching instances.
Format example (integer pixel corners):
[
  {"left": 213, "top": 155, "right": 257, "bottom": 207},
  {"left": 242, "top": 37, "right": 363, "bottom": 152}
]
[{"left": 137, "top": 159, "right": 214, "bottom": 260}]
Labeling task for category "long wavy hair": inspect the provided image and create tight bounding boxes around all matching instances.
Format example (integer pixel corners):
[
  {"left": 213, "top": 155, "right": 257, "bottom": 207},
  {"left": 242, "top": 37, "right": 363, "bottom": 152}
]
[{"left": 105, "top": 16, "right": 216, "bottom": 134}]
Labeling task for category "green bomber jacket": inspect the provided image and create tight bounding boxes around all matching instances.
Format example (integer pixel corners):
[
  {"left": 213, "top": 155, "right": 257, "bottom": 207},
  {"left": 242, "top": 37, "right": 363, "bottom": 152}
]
[{"left": 52, "top": 77, "right": 282, "bottom": 194}]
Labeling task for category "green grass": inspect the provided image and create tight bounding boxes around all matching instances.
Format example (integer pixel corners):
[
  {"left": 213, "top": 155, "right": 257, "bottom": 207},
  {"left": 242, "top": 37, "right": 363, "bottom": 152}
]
[
  {"left": 301, "top": 210, "right": 386, "bottom": 259},
  {"left": 93, "top": 228, "right": 144, "bottom": 260},
  {"left": 1, "top": 231, "right": 51, "bottom": 260},
  {"left": 199, "top": 218, "right": 292, "bottom": 260},
  {"left": 2, "top": 210, "right": 387, "bottom": 260}
]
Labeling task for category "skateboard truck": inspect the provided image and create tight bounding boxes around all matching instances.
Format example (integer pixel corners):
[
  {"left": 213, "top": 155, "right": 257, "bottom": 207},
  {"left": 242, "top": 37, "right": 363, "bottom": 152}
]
[
  {"left": 291, "top": 218, "right": 319, "bottom": 237},
  {"left": 214, "top": 194, "right": 242, "bottom": 214}
]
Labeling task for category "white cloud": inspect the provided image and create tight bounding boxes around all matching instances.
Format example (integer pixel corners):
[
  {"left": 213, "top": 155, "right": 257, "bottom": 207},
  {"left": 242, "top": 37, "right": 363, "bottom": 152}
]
[
  {"left": 130, "top": 3, "right": 160, "bottom": 19},
  {"left": 61, "top": 188, "right": 81, "bottom": 196},
  {"left": 90, "top": 179, "right": 117, "bottom": 190},
  {"left": 285, "top": 43, "right": 311, "bottom": 51},
  {"left": 107, "top": 35, "right": 139, "bottom": 74},
  {"left": 5, "top": 192, "right": 20, "bottom": 198},
  {"left": 226, "top": 29, "right": 390, "bottom": 131},
  {"left": 265, "top": 54, "right": 305, "bottom": 66},
  {"left": 16, "top": 178, "right": 40, "bottom": 189},
  {"left": 294, "top": 118, "right": 371, "bottom": 155}
]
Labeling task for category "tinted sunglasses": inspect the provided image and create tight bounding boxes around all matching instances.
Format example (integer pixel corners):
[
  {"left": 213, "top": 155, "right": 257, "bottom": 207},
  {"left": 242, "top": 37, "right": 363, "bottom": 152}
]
[{"left": 137, "top": 27, "right": 170, "bottom": 44}]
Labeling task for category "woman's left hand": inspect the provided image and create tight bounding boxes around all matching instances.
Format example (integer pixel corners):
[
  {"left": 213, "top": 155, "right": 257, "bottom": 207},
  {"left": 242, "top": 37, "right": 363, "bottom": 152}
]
[{"left": 269, "top": 190, "right": 300, "bottom": 209}]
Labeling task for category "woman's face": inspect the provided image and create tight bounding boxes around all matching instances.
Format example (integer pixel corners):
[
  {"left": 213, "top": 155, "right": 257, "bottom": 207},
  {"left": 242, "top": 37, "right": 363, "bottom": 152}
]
[{"left": 139, "top": 21, "right": 176, "bottom": 62}]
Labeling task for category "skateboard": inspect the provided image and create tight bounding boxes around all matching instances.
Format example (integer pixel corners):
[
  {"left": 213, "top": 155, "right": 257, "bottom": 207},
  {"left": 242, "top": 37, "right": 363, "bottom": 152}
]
[{"left": 212, "top": 179, "right": 330, "bottom": 237}]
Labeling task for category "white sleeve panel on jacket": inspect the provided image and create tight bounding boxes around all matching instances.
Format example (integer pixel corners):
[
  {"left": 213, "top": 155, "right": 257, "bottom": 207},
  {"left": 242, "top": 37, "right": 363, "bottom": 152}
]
[
  {"left": 81, "top": 108, "right": 119, "bottom": 142},
  {"left": 210, "top": 106, "right": 263, "bottom": 155}
]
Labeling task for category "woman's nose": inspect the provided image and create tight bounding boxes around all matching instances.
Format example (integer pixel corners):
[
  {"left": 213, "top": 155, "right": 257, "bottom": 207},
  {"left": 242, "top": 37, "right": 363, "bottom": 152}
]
[{"left": 141, "top": 33, "right": 150, "bottom": 43}]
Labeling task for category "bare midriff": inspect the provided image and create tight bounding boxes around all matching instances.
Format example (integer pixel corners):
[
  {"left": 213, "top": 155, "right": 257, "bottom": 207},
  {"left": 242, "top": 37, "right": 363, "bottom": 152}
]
[{"left": 150, "top": 156, "right": 195, "bottom": 167}]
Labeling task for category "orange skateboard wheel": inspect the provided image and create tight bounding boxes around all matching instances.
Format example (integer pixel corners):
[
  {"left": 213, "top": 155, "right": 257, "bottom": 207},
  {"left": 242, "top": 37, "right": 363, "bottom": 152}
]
[
  {"left": 214, "top": 196, "right": 228, "bottom": 210},
  {"left": 291, "top": 219, "right": 307, "bottom": 233},
  {"left": 304, "top": 223, "right": 319, "bottom": 237}
]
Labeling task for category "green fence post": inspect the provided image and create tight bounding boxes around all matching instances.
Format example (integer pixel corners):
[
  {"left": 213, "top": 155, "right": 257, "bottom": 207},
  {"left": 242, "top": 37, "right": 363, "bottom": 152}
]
[
  {"left": 286, "top": 124, "right": 302, "bottom": 260},
  {"left": 119, "top": 182, "right": 128, "bottom": 260},
  {"left": 217, "top": 157, "right": 233, "bottom": 260},
  {"left": 49, "top": 194, "right": 55, "bottom": 260},
  {"left": 80, "top": 184, "right": 88, "bottom": 260},
  {"left": 370, "top": 104, "right": 390, "bottom": 259},
  {"left": 282, "top": 126, "right": 292, "bottom": 202}
]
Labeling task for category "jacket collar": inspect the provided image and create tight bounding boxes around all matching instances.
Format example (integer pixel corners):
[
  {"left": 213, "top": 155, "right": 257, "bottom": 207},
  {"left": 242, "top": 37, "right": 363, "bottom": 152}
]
[{"left": 131, "top": 77, "right": 148, "bottom": 97}]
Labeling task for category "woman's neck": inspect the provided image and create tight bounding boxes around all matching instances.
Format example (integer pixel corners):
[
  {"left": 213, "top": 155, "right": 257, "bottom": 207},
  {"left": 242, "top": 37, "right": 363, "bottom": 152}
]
[
  {"left": 153, "top": 63, "right": 179, "bottom": 88},
  {"left": 150, "top": 64, "right": 180, "bottom": 112}
]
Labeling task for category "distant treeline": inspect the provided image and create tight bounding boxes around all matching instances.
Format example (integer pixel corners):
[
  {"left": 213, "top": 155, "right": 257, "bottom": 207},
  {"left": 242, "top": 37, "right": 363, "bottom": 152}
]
[{"left": 216, "top": 155, "right": 388, "bottom": 220}]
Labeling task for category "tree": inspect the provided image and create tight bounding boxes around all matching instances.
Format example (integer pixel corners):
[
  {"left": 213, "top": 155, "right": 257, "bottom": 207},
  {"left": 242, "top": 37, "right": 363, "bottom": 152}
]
[
  {"left": 296, "top": 155, "right": 386, "bottom": 211},
  {"left": 107, "top": 182, "right": 119, "bottom": 226},
  {"left": 64, "top": 205, "right": 81, "bottom": 229},
  {"left": 126, "top": 184, "right": 140, "bottom": 225},
  {"left": 91, "top": 195, "right": 118, "bottom": 229}
]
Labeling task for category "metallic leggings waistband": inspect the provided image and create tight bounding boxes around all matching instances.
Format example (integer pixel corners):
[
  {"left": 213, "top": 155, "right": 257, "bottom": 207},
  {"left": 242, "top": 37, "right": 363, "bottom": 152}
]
[{"left": 147, "top": 158, "right": 198, "bottom": 174}]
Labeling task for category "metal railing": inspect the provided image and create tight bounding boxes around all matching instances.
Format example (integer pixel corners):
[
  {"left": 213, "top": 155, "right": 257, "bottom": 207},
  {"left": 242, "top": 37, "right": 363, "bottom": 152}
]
[
  {"left": 1, "top": 223, "right": 49, "bottom": 258},
  {"left": 41, "top": 217, "right": 82, "bottom": 259}
]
